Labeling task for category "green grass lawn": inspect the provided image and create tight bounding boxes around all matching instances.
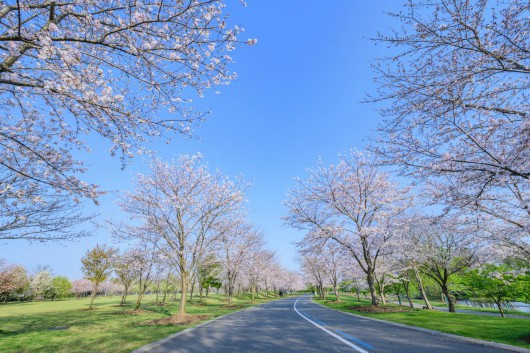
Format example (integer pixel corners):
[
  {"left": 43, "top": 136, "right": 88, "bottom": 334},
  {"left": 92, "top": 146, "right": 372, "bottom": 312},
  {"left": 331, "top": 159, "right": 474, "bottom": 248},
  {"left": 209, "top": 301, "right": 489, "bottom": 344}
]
[
  {"left": 0, "top": 293, "right": 279, "bottom": 353},
  {"left": 387, "top": 296, "right": 530, "bottom": 316},
  {"left": 315, "top": 295, "right": 530, "bottom": 349}
]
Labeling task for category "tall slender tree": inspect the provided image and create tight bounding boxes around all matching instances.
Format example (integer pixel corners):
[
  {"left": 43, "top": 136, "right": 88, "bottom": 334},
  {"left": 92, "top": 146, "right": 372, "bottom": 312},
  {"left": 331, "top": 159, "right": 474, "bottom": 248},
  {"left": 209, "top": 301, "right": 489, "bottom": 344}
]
[
  {"left": 118, "top": 154, "right": 246, "bottom": 314},
  {"left": 285, "top": 151, "right": 413, "bottom": 305}
]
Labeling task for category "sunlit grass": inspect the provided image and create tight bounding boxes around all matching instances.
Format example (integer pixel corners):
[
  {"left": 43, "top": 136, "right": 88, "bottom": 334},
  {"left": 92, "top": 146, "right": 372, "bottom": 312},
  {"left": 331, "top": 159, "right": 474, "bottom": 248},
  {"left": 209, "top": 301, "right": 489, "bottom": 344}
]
[
  {"left": 0, "top": 292, "right": 278, "bottom": 353},
  {"left": 393, "top": 297, "right": 530, "bottom": 316},
  {"left": 315, "top": 295, "right": 530, "bottom": 349}
]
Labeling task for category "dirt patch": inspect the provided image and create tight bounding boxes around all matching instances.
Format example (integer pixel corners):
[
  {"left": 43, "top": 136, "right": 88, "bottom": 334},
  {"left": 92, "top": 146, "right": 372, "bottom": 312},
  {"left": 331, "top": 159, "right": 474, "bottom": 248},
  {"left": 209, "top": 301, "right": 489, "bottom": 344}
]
[
  {"left": 142, "top": 314, "right": 210, "bottom": 326},
  {"left": 112, "top": 309, "right": 151, "bottom": 315},
  {"left": 347, "top": 305, "right": 409, "bottom": 313}
]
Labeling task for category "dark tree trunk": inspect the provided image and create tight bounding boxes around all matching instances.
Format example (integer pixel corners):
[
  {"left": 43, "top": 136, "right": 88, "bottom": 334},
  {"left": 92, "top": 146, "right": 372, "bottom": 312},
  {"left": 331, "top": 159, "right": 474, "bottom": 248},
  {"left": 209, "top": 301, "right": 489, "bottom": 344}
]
[
  {"left": 402, "top": 279, "right": 414, "bottom": 308},
  {"left": 494, "top": 299, "right": 506, "bottom": 318},
  {"left": 367, "top": 272, "right": 378, "bottom": 306},
  {"left": 441, "top": 285, "right": 456, "bottom": 313}
]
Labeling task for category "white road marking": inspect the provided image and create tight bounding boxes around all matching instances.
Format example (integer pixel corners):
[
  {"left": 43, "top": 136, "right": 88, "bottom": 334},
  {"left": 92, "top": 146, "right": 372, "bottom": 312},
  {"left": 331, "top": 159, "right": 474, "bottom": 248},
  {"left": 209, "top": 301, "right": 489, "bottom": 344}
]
[{"left": 293, "top": 297, "right": 370, "bottom": 353}]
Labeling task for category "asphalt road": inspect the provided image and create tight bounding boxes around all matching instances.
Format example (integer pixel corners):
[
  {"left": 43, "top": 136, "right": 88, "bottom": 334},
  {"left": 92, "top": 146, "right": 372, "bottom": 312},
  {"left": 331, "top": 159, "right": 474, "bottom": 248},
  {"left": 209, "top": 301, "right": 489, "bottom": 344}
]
[{"left": 135, "top": 296, "right": 525, "bottom": 353}]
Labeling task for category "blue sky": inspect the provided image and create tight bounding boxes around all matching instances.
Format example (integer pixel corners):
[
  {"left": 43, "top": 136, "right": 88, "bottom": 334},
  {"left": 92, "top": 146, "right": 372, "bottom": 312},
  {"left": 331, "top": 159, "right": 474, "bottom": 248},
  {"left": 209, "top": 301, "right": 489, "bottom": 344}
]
[{"left": 2, "top": 0, "right": 403, "bottom": 278}]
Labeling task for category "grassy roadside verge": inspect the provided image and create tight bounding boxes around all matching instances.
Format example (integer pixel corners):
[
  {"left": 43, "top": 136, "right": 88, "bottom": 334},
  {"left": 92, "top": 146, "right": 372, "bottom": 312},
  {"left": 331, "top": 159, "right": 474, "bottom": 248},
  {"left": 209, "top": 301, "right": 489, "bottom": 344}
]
[
  {"left": 314, "top": 295, "right": 530, "bottom": 349},
  {"left": 0, "top": 293, "right": 279, "bottom": 353},
  {"left": 399, "top": 297, "right": 530, "bottom": 317}
]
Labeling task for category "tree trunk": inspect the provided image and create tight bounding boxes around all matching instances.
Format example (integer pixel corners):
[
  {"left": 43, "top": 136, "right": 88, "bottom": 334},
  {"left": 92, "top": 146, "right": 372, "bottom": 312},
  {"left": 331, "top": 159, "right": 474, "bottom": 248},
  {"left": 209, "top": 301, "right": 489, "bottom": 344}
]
[
  {"left": 135, "top": 284, "right": 147, "bottom": 310},
  {"left": 380, "top": 287, "right": 387, "bottom": 305},
  {"left": 441, "top": 285, "right": 456, "bottom": 313},
  {"left": 88, "top": 284, "right": 98, "bottom": 309},
  {"left": 367, "top": 272, "right": 378, "bottom": 306},
  {"left": 120, "top": 285, "right": 129, "bottom": 306},
  {"left": 189, "top": 276, "right": 195, "bottom": 303},
  {"left": 228, "top": 277, "right": 233, "bottom": 305},
  {"left": 413, "top": 267, "right": 432, "bottom": 309},
  {"left": 494, "top": 299, "right": 506, "bottom": 318},
  {"left": 179, "top": 274, "right": 188, "bottom": 314},
  {"left": 402, "top": 279, "right": 414, "bottom": 308},
  {"left": 334, "top": 286, "right": 340, "bottom": 302}
]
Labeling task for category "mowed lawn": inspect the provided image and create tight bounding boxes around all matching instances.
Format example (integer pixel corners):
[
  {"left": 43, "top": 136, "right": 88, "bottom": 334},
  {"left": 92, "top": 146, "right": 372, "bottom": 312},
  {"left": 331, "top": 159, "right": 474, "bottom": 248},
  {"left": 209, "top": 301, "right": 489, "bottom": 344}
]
[
  {"left": 315, "top": 295, "right": 530, "bottom": 349},
  {"left": 0, "top": 293, "right": 277, "bottom": 353}
]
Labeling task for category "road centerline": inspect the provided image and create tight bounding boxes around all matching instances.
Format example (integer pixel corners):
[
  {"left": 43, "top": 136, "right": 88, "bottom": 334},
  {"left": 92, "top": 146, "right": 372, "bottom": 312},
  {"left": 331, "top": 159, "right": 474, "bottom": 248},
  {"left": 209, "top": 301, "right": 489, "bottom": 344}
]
[{"left": 293, "top": 297, "right": 370, "bottom": 353}]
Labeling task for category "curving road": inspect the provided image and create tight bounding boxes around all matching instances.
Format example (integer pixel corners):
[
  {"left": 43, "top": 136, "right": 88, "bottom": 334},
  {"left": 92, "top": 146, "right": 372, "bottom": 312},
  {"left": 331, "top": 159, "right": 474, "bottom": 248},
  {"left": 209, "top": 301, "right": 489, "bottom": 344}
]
[{"left": 134, "top": 296, "right": 528, "bottom": 353}]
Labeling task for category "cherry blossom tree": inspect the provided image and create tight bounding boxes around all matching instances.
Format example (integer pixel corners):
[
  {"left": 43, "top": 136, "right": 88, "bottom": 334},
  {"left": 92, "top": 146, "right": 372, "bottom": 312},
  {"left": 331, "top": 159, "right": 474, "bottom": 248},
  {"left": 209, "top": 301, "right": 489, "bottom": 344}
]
[
  {"left": 243, "top": 249, "right": 275, "bottom": 302},
  {"left": 263, "top": 261, "right": 282, "bottom": 298},
  {"left": 0, "top": 0, "right": 253, "bottom": 240},
  {"left": 0, "top": 263, "right": 29, "bottom": 302},
  {"left": 300, "top": 252, "right": 328, "bottom": 299},
  {"left": 0, "top": 176, "right": 93, "bottom": 241},
  {"left": 372, "top": 253, "right": 402, "bottom": 305},
  {"left": 118, "top": 154, "right": 246, "bottom": 314},
  {"left": 338, "top": 261, "right": 369, "bottom": 301},
  {"left": 129, "top": 245, "right": 159, "bottom": 310},
  {"left": 114, "top": 249, "right": 140, "bottom": 306},
  {"left": 285, "top": 151, "right": 413, "bottom": 305},
  {"left": 396, "top": 215, "right": 435, "bottom": 309},
  {"left": 30, "top": 269, "right": 53, "bottom": 300},
  {"left": 215, "top": 218, "right": 264, "bottom": 304},
  {"left": 297, "top": 235, "right": 348, "bottom": 302},
  {"left": 282, "top": 270, "right": 304, "bottom": 294},
  {"left": 369, "top": 0, "right": 530, "bottom": 259},
  {"left": 71, "top": 278, "right": 92, "bottom": 298},
  {"left": 418, "top": 217, "right": 481, "bottom": 312}
]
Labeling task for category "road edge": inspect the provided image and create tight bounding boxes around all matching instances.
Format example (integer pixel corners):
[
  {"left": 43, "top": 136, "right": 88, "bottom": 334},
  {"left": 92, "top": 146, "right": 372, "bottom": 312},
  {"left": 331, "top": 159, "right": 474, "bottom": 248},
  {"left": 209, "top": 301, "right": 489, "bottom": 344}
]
[
  {"left": 131, "top": 298, "right": 286, "bottom": 353},
  {"left": 310, "top": 297, "right": 530, "bottom": 353}
]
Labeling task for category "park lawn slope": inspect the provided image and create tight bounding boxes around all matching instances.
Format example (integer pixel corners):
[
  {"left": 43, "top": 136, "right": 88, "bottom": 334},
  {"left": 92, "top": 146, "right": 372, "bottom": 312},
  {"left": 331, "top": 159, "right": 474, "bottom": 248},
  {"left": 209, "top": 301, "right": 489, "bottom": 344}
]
[
  {"left": 404, "top": 298, "right": 530, "bottom": 317},
  {"left": 314, "top": 295, "right": 530, "bottom": 349},
  {"left": 0, "top": 293, "right": 277, "bottom": 353}
]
